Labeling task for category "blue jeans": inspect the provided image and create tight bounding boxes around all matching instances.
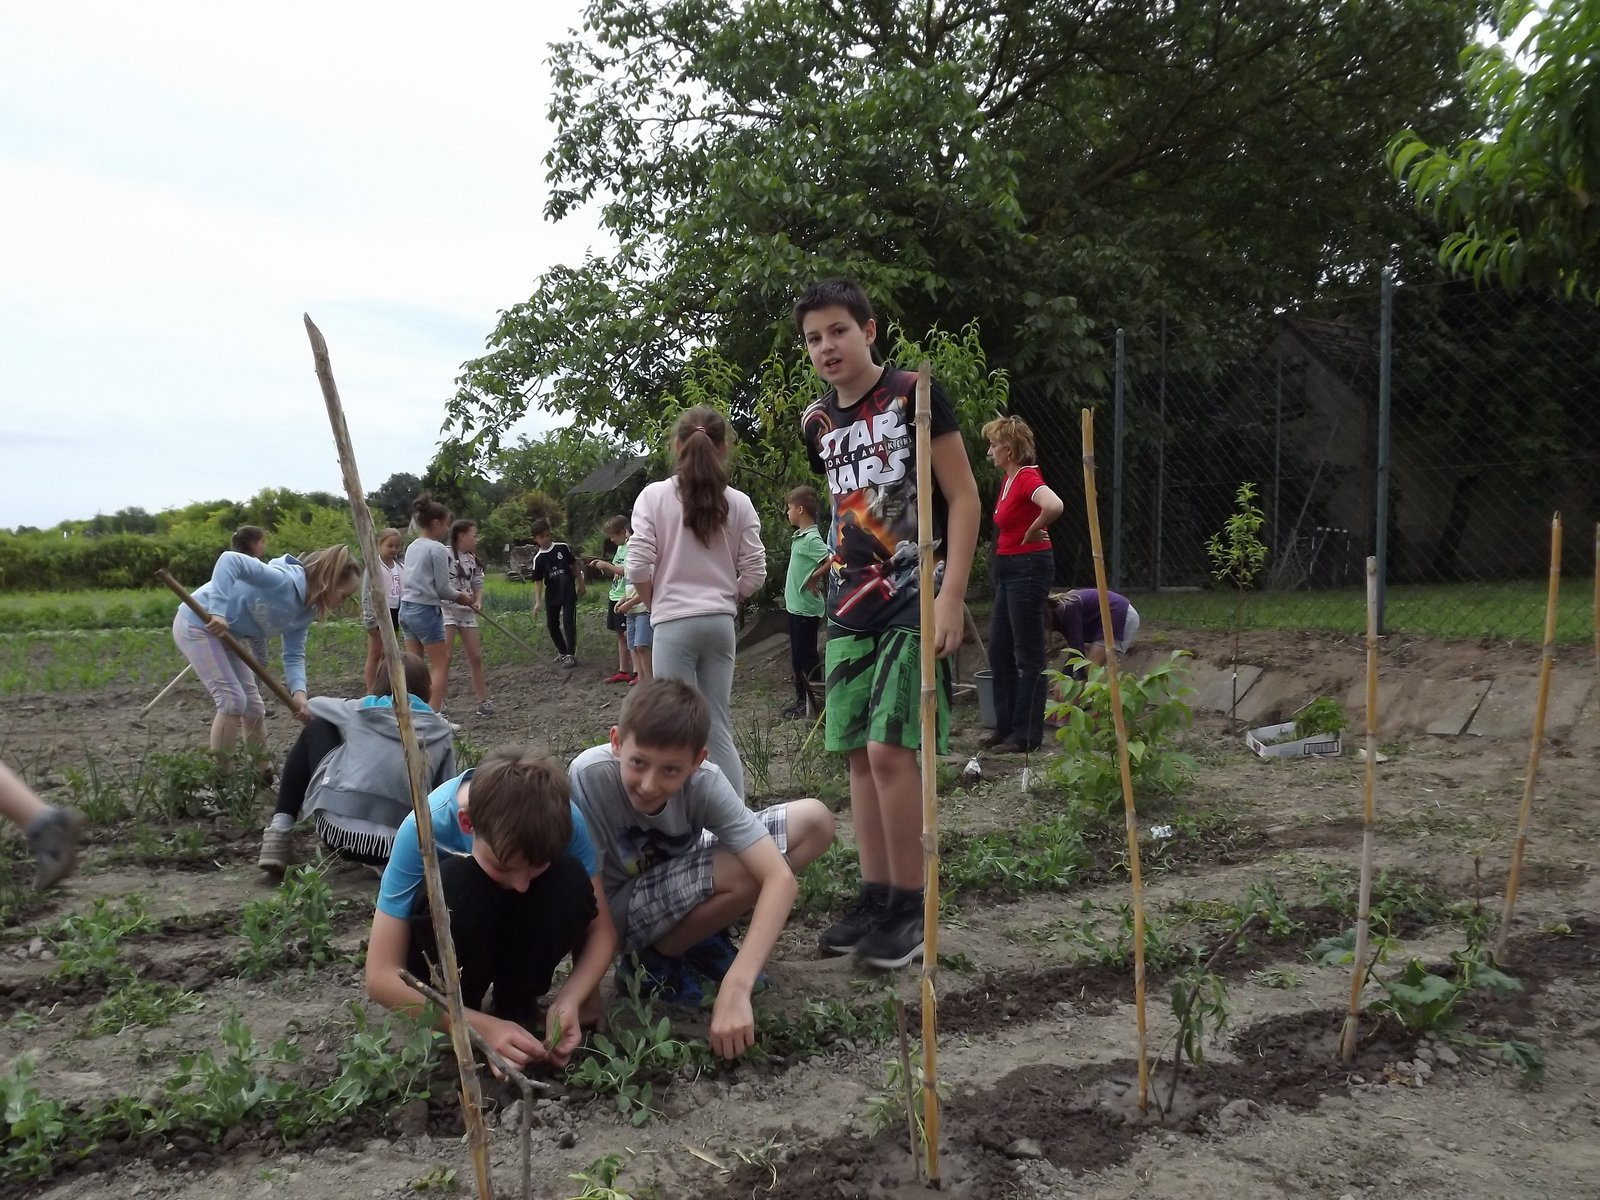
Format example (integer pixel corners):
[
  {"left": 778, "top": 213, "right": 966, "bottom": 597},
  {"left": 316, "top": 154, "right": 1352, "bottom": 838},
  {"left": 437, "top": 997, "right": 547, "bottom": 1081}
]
[{"left": 989, "top": 550, "right": 1053, "bottom": 749}]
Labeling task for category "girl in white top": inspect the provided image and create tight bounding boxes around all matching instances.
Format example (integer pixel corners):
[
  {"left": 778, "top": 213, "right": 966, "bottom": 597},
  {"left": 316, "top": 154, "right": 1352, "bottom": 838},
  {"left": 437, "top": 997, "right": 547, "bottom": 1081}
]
[
  {"left": 443, "top": 520, "right": 492, "bottom": 717},
  {"left": 627, "top": 405, "right": 766, "bottom": 798},
  {"left": 361, "top": 527, "right": 405, "bottom": 693}
]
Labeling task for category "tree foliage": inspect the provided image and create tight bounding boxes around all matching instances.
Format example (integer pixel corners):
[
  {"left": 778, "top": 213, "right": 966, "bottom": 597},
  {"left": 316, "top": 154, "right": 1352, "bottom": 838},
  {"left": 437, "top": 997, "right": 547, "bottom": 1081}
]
[
  {"left": 446, "top": 0, "right": 1472, "bottom": 454},
  {"left": 1390, "top": 0, "right": 1600, "bottom": 298}
]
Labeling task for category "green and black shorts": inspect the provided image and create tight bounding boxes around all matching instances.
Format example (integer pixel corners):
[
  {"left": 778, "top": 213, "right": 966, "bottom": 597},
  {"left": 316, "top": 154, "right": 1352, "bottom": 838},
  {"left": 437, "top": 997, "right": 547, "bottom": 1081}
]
[{"left": 823, "top": 625, "right": 950, "bottom": 754}]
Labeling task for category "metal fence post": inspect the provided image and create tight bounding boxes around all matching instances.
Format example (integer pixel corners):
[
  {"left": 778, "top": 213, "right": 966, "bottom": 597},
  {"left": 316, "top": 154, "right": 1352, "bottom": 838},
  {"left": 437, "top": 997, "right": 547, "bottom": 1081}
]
[
  {"left": 1112, "top": 327, "right": 1125, "bottom": 590},
  {"left": 1153, "top": 316, "right": 1167, "bottom": 591},
  {"left": 1272, "top": 350, "right": 1283, "bottom": 558},
  {"left": 1374, "top": 271, "right": 1394, "bottom": 632}
]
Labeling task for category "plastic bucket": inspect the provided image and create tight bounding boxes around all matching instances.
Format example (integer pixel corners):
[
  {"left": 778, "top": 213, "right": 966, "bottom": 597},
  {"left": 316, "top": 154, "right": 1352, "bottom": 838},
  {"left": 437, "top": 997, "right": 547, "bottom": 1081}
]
[{"left": 974, "top": 669, "right": 997, "bottom": 727}]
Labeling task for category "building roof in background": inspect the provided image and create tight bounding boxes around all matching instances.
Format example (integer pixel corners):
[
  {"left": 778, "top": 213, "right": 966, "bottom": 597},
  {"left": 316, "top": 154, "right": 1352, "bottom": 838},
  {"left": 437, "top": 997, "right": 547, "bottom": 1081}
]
[{"left": 570, "top": 455, "right": 651, "bottom": 494}]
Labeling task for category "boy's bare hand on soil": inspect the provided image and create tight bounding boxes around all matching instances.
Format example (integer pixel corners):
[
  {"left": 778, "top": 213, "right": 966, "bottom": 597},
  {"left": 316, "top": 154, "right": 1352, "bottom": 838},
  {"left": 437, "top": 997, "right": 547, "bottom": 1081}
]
[{"left": 709, "top": 990, "right": 755, "bottom": 1060}]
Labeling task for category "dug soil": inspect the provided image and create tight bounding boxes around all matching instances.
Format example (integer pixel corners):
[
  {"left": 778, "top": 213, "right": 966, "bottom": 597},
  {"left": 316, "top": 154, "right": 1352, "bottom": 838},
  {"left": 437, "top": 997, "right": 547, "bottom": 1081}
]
[{"left": 3, "top": 624, "right": 1599, "bottom": 1199}]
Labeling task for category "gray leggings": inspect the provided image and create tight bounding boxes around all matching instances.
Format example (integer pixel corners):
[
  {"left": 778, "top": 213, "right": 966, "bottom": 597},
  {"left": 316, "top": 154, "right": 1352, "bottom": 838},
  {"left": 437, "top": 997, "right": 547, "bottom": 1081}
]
[{"left": 649, "top": 613, "right": 744, "bottom": 800}]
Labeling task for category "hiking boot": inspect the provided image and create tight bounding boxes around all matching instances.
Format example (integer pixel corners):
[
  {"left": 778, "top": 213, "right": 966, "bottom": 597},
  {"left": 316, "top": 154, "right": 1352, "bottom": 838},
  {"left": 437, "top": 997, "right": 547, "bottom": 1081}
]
[
  {"left": 615, "top": 947, "right": 708, "bottom": 1009},
  {"left": 475, "top": 699, "right": 495, "bottom": 717},
  {"left": 684, "top": 930, "right": 770, "bottom": 992},
  {"left": 817, "top": 882, "right": 889, "bottom": 957},
  {"left": 855, "top": 887, "right": 925, "bottom": 970},
  {"left": 26, "top": 807, "right": 84, "bottom": 891},
  {"left": 257, "top": 825, "right": 296, "bottom": 876}
]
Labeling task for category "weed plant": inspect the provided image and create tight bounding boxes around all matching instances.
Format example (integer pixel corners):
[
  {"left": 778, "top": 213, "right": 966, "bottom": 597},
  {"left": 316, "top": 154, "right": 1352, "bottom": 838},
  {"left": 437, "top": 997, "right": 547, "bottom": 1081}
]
[
  {"left": 237, "top": 862, "right": 343, "bottom": 977},
  {"left": 568, "top": 970, "right": 699, "bottom": 1125},
  {"left": 1046, "top": 651, "right": 1196, "bottom": 813},
  {"left": 863, "top": 1050, "right": 945, "bottom": 1154},
  {"left": 0, "top": 1007, "right": 441, "bottom": 1183}
]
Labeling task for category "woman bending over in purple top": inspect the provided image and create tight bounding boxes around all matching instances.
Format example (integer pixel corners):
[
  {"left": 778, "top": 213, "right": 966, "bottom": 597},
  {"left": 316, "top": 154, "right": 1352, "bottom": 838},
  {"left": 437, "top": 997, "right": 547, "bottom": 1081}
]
[{"left": 1046, "top": 589, "right": 1142, "bottom": 675}]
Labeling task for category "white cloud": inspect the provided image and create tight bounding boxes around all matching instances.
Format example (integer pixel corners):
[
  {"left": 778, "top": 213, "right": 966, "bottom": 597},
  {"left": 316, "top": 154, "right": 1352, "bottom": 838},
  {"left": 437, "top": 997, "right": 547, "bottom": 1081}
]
[{"left": 0, "top": 0, "right": 602, "bottom": 528}]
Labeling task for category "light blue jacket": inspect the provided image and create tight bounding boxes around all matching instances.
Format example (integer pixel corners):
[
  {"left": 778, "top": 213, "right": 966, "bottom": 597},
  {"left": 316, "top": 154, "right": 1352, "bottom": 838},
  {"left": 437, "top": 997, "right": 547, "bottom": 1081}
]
[{"left": 178, "top": 552, "right": 315, "bottom": 693}]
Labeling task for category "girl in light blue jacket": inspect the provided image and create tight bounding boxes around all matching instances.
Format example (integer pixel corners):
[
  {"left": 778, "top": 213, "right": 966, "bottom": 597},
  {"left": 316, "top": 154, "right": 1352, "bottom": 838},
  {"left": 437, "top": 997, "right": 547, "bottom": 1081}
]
[{"left": 172, "top": 545, "right": 361, "bottom": 753}]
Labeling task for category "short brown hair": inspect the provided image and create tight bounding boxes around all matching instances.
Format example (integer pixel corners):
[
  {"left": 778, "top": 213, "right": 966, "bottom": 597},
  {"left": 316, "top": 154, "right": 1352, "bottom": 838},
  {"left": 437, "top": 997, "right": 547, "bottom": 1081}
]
[
  {"left": 372, "top": 651, "right": 432, "bottom": 702},
  {"left": 981, "top": 415, "right": 1037, "bottom": 466},
  {"left": 231, "top": 525, "right": 266, "bottom": 555},
  {"left": 786, "top": 485, "right": 820, "bottom": 521},
  {"left": 617, "top": 679, "right": 709, "bottom": 754},
  {"left": 467, "top": 747, "right": 573, "bottom": 867}
]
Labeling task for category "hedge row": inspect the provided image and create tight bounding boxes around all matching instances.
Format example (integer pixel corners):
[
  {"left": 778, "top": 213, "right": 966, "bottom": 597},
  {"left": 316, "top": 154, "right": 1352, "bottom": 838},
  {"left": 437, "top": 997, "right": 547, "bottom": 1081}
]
[{"left": 0, "top": 534, "right": 229, "bottom": 592}]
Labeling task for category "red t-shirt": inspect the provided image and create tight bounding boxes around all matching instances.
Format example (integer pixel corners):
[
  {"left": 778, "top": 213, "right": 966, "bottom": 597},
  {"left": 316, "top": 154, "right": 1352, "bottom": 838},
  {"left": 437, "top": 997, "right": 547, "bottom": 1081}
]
[{"left": 993, "top": 465, "right": 1051, "bottom": 555}]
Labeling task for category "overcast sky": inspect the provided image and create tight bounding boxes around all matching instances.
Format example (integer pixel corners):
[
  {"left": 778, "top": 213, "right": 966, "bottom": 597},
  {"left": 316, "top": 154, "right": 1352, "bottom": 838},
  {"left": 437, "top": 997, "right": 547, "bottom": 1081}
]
[{"left": 0, "top": 0, "right": 598, "bottom": 529}]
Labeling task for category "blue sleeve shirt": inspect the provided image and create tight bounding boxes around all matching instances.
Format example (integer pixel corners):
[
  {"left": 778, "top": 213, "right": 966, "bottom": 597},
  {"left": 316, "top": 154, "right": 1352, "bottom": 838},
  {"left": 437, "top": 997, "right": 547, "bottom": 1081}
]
[{"left": 375, "top": 770, "right": 598, "bottom": 920}]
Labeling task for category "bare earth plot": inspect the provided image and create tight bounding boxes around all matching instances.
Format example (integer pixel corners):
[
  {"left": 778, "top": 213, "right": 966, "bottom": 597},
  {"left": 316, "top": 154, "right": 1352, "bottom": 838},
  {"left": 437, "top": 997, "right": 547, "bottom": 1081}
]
[{"left": 1, "top": 626, "right": 1597, "bottom": 1200}]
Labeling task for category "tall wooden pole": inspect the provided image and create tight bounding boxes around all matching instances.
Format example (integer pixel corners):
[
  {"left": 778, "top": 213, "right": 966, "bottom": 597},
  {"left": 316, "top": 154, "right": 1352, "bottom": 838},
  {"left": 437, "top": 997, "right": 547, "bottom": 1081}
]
[
  {"left": 914, "top": 362, "right": 943, "bottom": 1187},
  {"left": 1340, "top": 556, "right": 1381, "bottom": 1060},
  {"left": 1080, "top": 408, "right": 1150, "bottom": 1110},
  {"left": 1495, "top": 513, "right": 1562, "bottom": 963},
  {"left": 303, "top": 315, "right": 494, "bottom": 1200}
]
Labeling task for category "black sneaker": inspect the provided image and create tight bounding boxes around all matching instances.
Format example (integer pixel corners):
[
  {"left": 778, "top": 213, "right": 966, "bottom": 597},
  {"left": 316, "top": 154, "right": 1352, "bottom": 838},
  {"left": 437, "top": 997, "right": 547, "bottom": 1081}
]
[
  {"left": 855, "top": 888, "right": 925, "bottom": 970},
  {"left": 818, "top": 882, "right": 889, "bottom": 957},
  {"left": 780, "top": 700, "right": 808, "bottom": 720}
]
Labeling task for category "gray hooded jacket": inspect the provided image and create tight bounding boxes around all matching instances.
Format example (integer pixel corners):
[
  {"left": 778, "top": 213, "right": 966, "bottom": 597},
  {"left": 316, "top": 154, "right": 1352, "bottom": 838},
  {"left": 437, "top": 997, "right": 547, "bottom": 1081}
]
[{"left": 303, "top": 696, "right": 456, "bottom": 859}]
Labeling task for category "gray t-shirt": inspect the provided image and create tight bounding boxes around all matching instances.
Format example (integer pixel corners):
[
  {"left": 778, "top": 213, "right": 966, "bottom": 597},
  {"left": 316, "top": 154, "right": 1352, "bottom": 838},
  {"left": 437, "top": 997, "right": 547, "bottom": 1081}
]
[
  {"left": 401, "top": 537, "right": 454, "bottom": 607},
  {"left": 568, "top": 743, "right": 769, "bottom": 930}
]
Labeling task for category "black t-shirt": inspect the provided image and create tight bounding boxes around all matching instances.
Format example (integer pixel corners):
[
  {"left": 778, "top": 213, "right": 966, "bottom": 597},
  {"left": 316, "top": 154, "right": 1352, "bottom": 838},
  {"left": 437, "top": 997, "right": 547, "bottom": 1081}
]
[
  {"left": 529, "top": 542, "right": 578, "bottom": 586},
  {"left": 801, "top": 365, "right": 959, "bottom": 632}
]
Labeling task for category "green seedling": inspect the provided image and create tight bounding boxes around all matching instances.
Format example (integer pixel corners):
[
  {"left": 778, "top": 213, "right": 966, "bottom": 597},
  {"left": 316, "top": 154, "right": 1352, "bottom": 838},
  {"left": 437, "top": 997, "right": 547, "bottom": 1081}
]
[
  {"left": 566, "top": 1153, "right": 646, "bottom": 1199},
  {"left": 863, "top": 1051, "right": 946, "bottom": 1157},
  {"left": 1293, "top": 697, "right": 1348, "bottom": 740},
  {"left": 1205, "top": 481, "right": 1267, "bottom": 720},
  {"left": 46, "top": 895, "right": 156, "bottom": 985},
  {"left": 1250, "top": 969, "right": 1302, "bottom": 989},
  {"left": 236, "top": 862, "right": 342, "bottom": 977},
  {"left": 411, "top": 1167, "right": 460, "bottom": 1193},
  {"left": 86, "top": 980, "right": 204, "bottom": 1037}
]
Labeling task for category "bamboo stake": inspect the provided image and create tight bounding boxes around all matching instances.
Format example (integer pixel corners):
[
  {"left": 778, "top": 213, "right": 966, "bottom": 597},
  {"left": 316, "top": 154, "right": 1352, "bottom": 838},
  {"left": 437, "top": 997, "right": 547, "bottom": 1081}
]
[
  {"left": 1340, "top": 556, "right": 1382, "bottom": 1061},
  {"left": 139, "top": 664, "right": 193, "bottom": 717},
  {"left": 155, "top": 570, "right": 298, "bottom": 711},
  {"left": 474, "top": 605, "right": 543, "bottom": 658},
  {"left": 1495, "top": 513, "right": 1562, "bottom": 963},
  {"left": 894, "top": 999, "right": 920, "bottom": 1174},
  {"left": 1080, "top": 407, "right": 1150, "bottom": 1111},
  {"left": 914, "top": 361, "right": 943, "bottom": 1187},
  {"left": 304, "top": 315, "right": 494, "bottom": 1200}
]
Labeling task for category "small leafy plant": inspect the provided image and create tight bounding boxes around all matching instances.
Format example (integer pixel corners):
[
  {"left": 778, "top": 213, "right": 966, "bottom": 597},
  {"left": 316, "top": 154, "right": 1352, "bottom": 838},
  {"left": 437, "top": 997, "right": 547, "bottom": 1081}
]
[
  {"left": 863, "top": 1051, "right": 946, "bottom": 1158},
  {"left": 568, "top": 971, "right": 698, "bottom": 1125},
  {"left": 236, "top": 862, "right": 342, "bottom": 977},
  {"left": 1047, "top": 651, "right": 1197, "bottom": 813},
  {"left": 1293, "top": 697, "right": 1348, "bottom": 740},
  {"left": 1205, "top": 481, "right": 1267, "bottom": 719}
]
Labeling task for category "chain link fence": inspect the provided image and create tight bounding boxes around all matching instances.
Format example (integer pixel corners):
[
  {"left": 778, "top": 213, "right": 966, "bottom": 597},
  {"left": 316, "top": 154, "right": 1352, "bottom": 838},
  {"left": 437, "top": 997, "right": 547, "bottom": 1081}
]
[{"left": 1010, "top": 280, "right": 1600, "bottom": 644}]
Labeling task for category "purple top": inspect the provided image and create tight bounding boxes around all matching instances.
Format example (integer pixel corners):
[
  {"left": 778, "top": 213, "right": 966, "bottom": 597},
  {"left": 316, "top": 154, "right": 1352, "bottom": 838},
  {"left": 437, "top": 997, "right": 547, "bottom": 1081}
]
[{"left": 1047, "top": 589, "right": 1130, "bottom": 655}]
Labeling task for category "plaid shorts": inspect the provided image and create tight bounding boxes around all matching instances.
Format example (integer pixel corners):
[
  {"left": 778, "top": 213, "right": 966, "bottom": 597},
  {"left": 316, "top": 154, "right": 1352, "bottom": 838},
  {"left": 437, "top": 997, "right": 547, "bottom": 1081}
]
[{"left": 620, "top": 804, "right": 788, "bottom": 953}]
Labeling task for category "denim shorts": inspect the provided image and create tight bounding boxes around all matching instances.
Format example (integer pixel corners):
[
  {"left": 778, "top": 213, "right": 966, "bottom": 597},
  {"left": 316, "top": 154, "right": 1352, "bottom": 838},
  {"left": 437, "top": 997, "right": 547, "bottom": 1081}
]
[
  {"left": 398, "top": 600, "right": 445, "bottom": 646},
  {"left": 626, "top": 610, "right": 653, "bottom": 649}
]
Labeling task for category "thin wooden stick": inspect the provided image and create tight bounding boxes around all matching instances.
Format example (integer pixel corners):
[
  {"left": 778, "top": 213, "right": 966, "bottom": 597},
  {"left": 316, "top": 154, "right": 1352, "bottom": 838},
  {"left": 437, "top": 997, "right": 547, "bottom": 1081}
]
[
  {"left": 1340, "top": 556, "right": 1381, "bottom": 1060},
  {"left": 305, "top": 315, "right": 494, "bottom": 1200},
  {"left": 1495, "top": 513, "right": 1562, "bottom": 963},
  {"left": 914, "top": 361, "right": 943, "bottom": 1187},
  {"left": 1080, "top": 407, "right": 1150, "bottom": 1111},
  {"left": 894, "top": 999, "right": 920, "bottom": 1174},
  {"left": 139, "top": 664, "right": 193, "bottom": 717},
  {"left": 473, "top": 605, "right": 543, "bottom": 658},
  {"left": 155, "top": 570, "right": 298, "bottom": 711},
  {"left": 401, "top": 969, "right": 547, "bottom": 1200}
]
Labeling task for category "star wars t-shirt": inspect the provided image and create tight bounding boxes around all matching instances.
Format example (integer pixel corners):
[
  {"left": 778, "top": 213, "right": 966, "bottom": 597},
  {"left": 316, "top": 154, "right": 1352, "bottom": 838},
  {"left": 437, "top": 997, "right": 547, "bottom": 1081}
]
[{"left": 802, "top": 366, "right": 958, "bottom": 632}]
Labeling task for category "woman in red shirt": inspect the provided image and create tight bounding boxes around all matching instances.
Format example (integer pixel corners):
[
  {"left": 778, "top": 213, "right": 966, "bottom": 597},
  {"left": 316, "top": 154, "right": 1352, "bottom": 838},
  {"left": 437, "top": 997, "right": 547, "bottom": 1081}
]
[{"left": 981, "top": 417, "right": 1065, "bottom": 751}]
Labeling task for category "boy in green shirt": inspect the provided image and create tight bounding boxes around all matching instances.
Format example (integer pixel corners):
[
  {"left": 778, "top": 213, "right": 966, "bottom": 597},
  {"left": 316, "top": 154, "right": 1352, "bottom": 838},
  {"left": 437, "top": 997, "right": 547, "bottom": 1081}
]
[
  {"left": 587, "top": 515, "right": 635, "bottom": 684},
  {"left": 782, "top": 485, "right": 831, "bottom": 719}
]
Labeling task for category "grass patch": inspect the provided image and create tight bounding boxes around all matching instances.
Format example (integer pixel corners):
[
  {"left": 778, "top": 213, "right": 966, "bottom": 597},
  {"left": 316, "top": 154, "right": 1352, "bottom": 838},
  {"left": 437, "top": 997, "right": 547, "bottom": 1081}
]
[{"left": 1129, "top": 578, "right": 1592, "bottom": 644}]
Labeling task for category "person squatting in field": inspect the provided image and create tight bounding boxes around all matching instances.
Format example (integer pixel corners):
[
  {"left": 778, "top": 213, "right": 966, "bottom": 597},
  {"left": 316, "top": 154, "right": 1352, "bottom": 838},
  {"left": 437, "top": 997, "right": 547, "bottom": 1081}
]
[
  {"left": 257, "top": 652, "right": 455, "bottom": 876},
  {"left": 170, "top": 542, "right": 362, "bottom": 753}
]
